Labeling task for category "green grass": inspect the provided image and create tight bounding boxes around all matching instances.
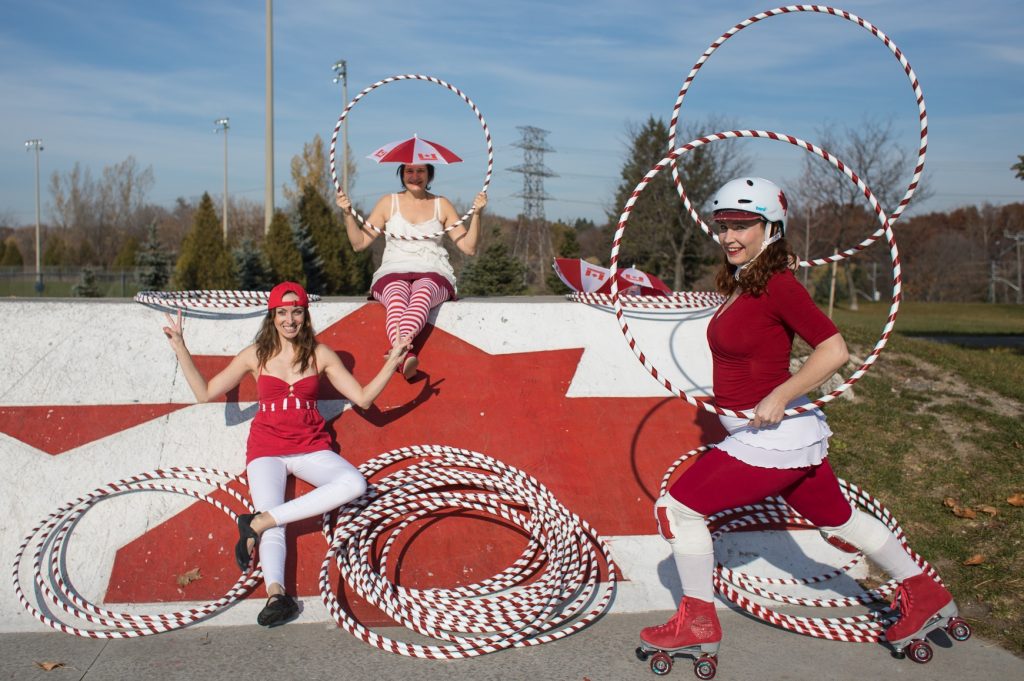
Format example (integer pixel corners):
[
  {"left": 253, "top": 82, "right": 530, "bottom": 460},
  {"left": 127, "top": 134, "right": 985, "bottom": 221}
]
[{"left": 819, "top": 302, "right": 1024, "bottom": 655}]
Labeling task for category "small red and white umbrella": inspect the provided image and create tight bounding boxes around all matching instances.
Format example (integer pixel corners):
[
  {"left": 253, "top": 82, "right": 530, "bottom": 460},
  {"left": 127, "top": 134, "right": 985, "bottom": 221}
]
[
  {"left": 552, "top": 258, "right": 612, "bottom": 294},
  {"left": 367, "top": 134, "right": 463, "bottom": 164},
  {"left": 596, "top": 266, "right": 672, "bottom": 297}
]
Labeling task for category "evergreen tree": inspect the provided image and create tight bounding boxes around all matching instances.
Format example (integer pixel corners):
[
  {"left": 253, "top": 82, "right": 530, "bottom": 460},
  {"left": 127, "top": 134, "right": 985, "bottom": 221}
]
[
  {"left": 112, "top": 235, "right": 139, "bottom": 269},
  {"left": 264, "top": 209, "right": 304, "bottom": 285},
  {"left": 234, "top": 237, "right": 273, "bottom": 290},
  {"left": 291, "top": 212, "right": 325, "bottom": 294},
  {"left": 43, "top": 235, "right": 70, "bottom": 267},
  {"left": 546, "top": 222, "right": 582, "bottom": 293},
  {"left": 295, "top": 184, "right": 348, "bottom": 294},
  {"left": 72, "top": 267, "right": 103, "bottom": 297},
  {"left": 0, "top": 239, "right": 6, "bottom": 265},
  {"left": 459, "top": 229, "right": 526, "bottom": 296},
  {"left": 1, "top": 237, "right": 23, "bottom": 267},
  {"left": 174, "top": 192, "right": 237, "bottom": 289},
  {"left": 136, "top": 222, "right": 173, "bottom": 290},
  {"left": 607, "top": 116, "right": 742, "bottom": 290}
]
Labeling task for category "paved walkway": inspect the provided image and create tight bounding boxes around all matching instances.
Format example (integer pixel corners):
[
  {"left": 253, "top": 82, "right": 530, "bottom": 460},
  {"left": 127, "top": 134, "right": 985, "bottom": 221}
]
[{"left": 3, "top": 607, "right": 1021, "bottom": 681}]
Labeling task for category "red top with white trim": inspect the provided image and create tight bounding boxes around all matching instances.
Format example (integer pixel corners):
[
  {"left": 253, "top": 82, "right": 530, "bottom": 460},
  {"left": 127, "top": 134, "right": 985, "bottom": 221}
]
[
  {"left": 707, "top": 270, "right": 838, "bottom": 411},
  {"left": 245, "top": 374, "right": 334, "bottom": 463}
]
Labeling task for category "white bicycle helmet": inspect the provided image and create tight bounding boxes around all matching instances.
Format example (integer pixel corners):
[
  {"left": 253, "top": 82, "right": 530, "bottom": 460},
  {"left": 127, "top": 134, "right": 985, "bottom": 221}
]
[{"left": 711, "top": 177, "right": 788, "bottom": 234}]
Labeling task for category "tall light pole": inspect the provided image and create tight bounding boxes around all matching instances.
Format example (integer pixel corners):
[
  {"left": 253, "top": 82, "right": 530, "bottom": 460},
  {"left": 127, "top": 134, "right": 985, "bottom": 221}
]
[
  {"left": 332, "top": 59, "right": 349, "bottom": 196},
  {"left": 24, "top": 139, "right": 44, "bottom": 294},
  {"left": 265, "top": 0, "right": 274, "bottom": 233},
  {"left": 214, "top": 118, "right": 230, "bottom": 242}
]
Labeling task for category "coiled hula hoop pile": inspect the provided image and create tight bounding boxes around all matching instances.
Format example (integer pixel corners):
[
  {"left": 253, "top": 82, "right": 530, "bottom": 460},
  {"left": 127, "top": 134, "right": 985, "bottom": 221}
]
[{"left": 13, "top": 446, "right": 615, "bottom": 653}]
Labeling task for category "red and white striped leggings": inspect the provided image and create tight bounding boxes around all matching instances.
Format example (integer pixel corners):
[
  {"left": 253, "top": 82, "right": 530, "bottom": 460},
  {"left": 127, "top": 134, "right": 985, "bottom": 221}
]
[{"left": 372, "top": 278, "right": 450, "bottom": 350}]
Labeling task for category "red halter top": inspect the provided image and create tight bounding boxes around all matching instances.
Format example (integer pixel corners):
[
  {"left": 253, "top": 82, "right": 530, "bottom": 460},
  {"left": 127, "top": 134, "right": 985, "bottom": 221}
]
[{"left": 245, "top": 373, "right": 334, "bottom": 463}]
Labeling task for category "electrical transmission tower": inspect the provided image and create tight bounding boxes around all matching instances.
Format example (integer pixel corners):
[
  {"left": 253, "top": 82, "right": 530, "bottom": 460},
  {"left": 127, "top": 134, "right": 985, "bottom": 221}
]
[{"left": 508, "top": 126, "right": 557, "bottom": 289}]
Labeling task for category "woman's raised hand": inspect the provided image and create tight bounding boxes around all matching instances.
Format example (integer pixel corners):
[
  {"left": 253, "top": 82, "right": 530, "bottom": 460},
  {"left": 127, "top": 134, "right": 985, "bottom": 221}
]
[
  {"left": 162, "top": 311, "right": 186, "bottom": 352},
  {"left": 335, "top": 190, "right": 352, "bottom": 211},
  {"left": 472, "top": 191, "right": 488, "bottom": 212}
]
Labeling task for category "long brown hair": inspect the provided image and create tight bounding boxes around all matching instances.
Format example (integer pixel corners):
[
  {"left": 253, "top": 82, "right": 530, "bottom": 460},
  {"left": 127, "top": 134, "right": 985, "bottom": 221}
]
[
  {"left": 715, "top": 236, "right": 795, "bottom": 297},
  {"left": 253, "top": 309, "right": 317, "bottom": 373}
]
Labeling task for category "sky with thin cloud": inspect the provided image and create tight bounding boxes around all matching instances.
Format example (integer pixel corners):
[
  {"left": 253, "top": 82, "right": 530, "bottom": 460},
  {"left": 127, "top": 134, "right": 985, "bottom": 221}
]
[{"left": 2, "top": 0, "right": 1021, "bottom": 227}]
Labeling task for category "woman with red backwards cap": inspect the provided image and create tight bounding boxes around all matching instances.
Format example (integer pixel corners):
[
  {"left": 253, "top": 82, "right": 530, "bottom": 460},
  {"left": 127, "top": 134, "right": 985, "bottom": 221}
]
[
  {"left": 641, "top": 178, "right": 961, "bottom": 662},
  {"left": 336, "top": 164, "right": 487, "bottom": 379},
  {"left": 161, "top": 281, "right": 411, "bottom": 627}
]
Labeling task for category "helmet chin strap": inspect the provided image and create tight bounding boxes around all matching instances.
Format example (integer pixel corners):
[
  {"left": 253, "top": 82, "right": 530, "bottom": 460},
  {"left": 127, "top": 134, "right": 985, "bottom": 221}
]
[{"left": 733, "top": 223, "right": 783, "bottom": 281}]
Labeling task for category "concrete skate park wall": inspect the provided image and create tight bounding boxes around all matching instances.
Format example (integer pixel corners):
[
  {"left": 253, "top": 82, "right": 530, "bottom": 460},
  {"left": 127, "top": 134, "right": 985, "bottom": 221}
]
[{"left": 0, "top": 297, "right": 865, "bottom": 632}]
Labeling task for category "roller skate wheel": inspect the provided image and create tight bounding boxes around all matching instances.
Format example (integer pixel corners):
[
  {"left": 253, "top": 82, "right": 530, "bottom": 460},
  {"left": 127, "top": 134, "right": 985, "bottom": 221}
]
[
  {"left": 947, "top": 618, "right": 972, "bottom": 642},
  {"left": 650, "top": 651, "right": 673, "bottom": 676},
  {"left": 694, "top": 655, "right": 718, "bottom": 680},
  {"left": 908, "top": 640, "right": 933, "bottom": 664},
  {"left": 636, "top": 647, "right": 651, "bottom": 662}
]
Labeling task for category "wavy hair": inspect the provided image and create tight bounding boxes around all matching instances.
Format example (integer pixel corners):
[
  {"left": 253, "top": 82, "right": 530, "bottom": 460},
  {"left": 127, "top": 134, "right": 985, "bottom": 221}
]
[
  {"left": 253, "top": 309, "right": 317, "bottom": 373},
  {"left": 715, "top": 232, "right": 795, "bottom": 297}
]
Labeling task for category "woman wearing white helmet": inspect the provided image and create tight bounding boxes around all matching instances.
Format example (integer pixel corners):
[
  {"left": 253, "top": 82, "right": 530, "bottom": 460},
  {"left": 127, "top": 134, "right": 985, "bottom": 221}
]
[{"left": 640, "top": 177, "right": 961, "bottom": 662}]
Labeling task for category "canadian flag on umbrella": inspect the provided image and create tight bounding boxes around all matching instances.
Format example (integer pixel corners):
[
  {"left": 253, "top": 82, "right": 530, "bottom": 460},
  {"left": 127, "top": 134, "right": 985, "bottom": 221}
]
[
  {"left": 367, "top": 134, "right": 463, "bottom": 164},
  {"left": 552, "top": 259, "right": 672, "bottom": 296}
]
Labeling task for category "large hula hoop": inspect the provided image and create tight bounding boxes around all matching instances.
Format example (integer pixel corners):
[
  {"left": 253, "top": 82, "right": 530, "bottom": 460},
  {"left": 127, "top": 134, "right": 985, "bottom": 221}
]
[
  {"left": 329, "top": 74, "right": 494, "bottom": 241},
  {"left": 668, "top": 5, "right": 927, "bottom": 267},
  {"left": 610, "top": 130, "right": 902, "bottom": 419}
]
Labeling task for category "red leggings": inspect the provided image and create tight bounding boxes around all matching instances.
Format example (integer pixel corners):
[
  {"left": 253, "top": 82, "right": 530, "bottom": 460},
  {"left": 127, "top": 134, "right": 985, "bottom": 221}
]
[{"left": 668, "top": 447, "right": 853, "bottom": 527}]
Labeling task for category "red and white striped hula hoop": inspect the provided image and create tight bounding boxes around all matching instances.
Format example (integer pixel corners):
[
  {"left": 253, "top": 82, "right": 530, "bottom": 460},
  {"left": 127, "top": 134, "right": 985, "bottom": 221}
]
[
  {"left": 567, "top": 291, "right": 725, "bottom": 310},
  {"left": 134, "top": 290, "right": 322, "bottom": 311},
  {"left": 610, "top": 130, "right": 902, "bottom": 419},
  {"left": 658, "top": 447, "right": 933, "bottom": 642},
  {"left": 329, "top": 74, "right": 494, "bottom": 241},
  {"left": 16, "top": 447, "right": 613, "bottom": 650},
  {"left": 319, "top": 445, "right": 616, "bottom": 658},
  {"left": 12, "top": 467, "right": 260, "bottom": 638},
  {"left": 668, "top": 5, "right": 927, "bottom": 267}
]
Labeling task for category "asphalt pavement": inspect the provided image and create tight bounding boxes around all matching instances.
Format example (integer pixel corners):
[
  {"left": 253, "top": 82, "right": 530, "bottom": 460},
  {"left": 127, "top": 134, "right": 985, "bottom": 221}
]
[{"left": 3, "top": 606, "right": 1021, "bottom": 681}]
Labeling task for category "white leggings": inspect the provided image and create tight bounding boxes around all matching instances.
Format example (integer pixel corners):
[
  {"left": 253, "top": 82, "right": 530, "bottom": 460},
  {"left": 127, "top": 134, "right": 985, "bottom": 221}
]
[{"left": 246, "top": 450, "right": 367, "bottom": 590}]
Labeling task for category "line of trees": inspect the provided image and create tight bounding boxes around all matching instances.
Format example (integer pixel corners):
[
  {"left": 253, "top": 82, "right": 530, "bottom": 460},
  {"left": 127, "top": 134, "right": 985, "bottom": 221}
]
[{"left": 1, "top": 130, "right": 1020, "bottom": 302}]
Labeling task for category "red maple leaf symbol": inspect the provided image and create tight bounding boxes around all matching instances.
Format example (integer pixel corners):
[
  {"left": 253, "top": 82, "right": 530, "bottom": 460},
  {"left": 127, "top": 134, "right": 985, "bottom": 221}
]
[{"left": 3, "top": 305, "right": 721, "bottom": 613}]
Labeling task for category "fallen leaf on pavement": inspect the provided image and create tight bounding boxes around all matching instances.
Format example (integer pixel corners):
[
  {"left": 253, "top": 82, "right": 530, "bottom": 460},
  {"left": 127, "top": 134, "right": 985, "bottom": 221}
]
[{"left": 35, "top": 662, "right": 65, "bottom": 672}]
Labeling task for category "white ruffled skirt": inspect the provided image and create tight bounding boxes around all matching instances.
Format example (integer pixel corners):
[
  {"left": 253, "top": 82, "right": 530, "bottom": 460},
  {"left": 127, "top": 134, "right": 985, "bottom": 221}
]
[{"left": 716, "top": 396, "right": 832, "bottom": 469}]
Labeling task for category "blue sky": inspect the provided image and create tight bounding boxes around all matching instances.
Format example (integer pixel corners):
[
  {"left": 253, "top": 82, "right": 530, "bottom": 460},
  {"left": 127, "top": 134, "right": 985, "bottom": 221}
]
[{"left": 1, "top": 0, "right": 1022, "bottom": 227}]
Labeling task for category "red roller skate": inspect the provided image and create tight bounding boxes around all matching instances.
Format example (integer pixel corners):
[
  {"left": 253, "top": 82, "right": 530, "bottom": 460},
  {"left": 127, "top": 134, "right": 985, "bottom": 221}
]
[
  {"left": 636, "top": 597, "right": 721, "bottom": 678},
  {"left": 886, "top": 573, "right": 971, "bottom": 663}
]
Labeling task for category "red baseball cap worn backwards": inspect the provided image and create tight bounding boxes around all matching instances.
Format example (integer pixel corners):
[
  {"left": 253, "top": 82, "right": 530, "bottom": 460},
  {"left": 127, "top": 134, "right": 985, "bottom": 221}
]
[{"left": 268, "top": 282, "right": 309, "bottom": 309}]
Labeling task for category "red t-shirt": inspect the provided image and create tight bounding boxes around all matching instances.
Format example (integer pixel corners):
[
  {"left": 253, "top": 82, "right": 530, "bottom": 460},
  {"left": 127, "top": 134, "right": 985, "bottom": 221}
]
[{"left": 706, "top": 270, "right": 838, "bottom": 411}]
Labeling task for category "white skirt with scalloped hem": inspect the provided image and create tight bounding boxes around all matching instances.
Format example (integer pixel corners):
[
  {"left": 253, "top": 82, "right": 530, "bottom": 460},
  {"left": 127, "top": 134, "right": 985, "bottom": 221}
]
[{"left": 716, "top": 396, "right": 832, "bottom": 470}]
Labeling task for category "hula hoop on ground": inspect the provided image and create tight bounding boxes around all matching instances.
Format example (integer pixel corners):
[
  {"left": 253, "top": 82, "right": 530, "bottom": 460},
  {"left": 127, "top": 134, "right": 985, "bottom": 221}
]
[
  {"left": 12, "top": 467, "right": 260, "bottom": 638},
  {"left": 329, "top": 74, "right": 494, "bottom": 241},
  {"left": 610, "top": 130, "right": 902, "bottom": 419},
  {"left": 667, "top": 5, "right": 927, "bottom": 267},
  {"left": 659, "top": 447, "right": 935, "bottom": 642},
  {"left": 319, "top": 445, "right": 616, "bottom": 659},
  {"left": 134, "top": 290, "right": 322, "bottom": 311}
]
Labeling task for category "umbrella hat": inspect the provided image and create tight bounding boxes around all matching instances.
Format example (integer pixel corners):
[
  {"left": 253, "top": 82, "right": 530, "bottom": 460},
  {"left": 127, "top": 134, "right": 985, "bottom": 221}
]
[{"left": 367, "top": 134, "right": 463, "bottom": 164}]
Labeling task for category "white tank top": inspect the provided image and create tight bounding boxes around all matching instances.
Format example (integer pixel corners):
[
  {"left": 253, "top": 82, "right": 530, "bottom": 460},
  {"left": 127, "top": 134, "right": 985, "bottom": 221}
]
[{"left": 371, "top": 194, "right": 456, "bottom": 288}]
